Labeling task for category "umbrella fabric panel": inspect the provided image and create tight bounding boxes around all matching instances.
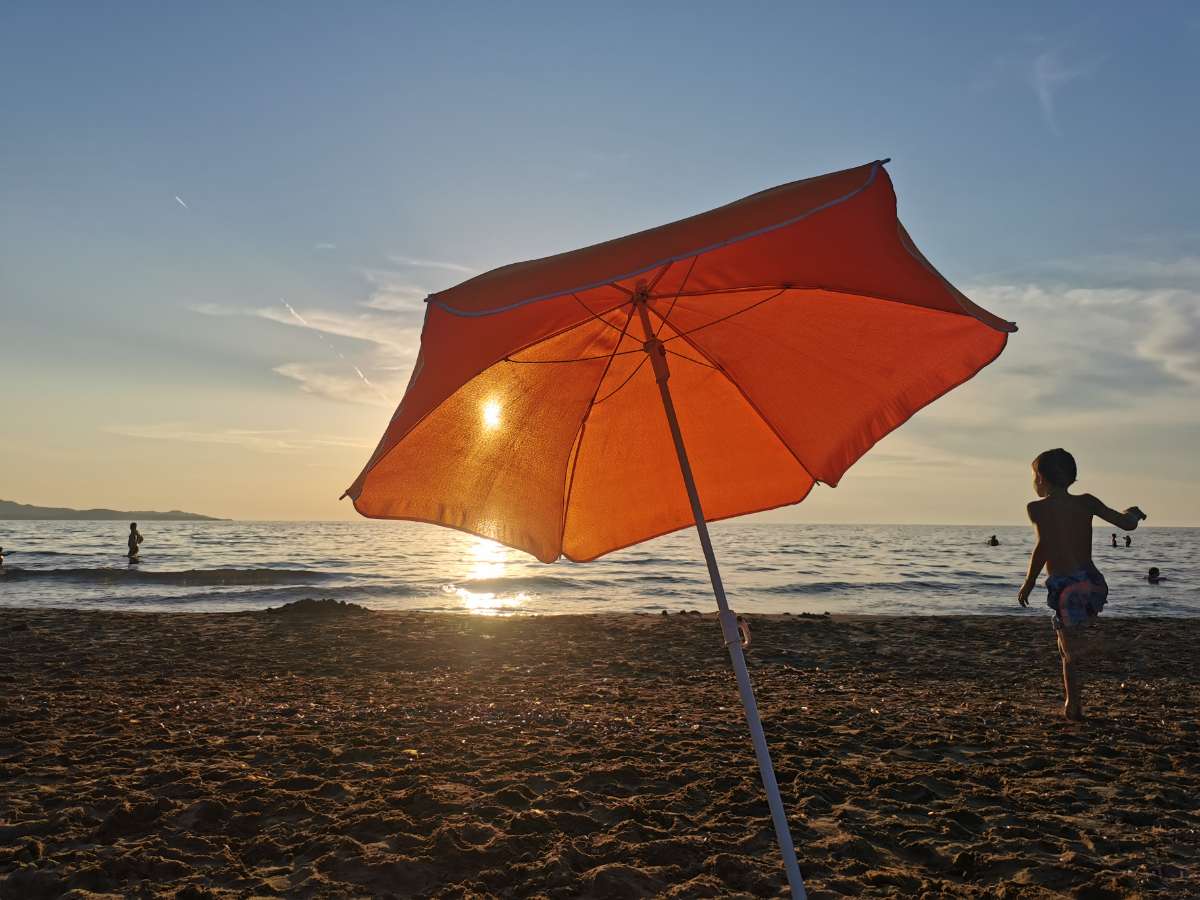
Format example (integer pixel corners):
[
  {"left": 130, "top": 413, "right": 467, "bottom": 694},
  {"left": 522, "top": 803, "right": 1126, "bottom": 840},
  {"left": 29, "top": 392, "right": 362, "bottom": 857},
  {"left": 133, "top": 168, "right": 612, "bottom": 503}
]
[
  {"left": 426, "top": 161, "right": 1012, "bottom": 335},
  {"left": 425, "top": 163, "right": 880, "bottom": 316},
  {"left": 641, "top": 188, "right": 1011, "bottom": 334},
  {"left": 561, "top": 329, "right": 814, "bottom": 562},
  {"left": 349, "top": 287, "right": 629, "bottom": 497},
  {"left": 659, "top": 290, "right": 1008, "bottom": 486},
  {"left": 353, "top": 321, "right": 618, "bottom": 562}
]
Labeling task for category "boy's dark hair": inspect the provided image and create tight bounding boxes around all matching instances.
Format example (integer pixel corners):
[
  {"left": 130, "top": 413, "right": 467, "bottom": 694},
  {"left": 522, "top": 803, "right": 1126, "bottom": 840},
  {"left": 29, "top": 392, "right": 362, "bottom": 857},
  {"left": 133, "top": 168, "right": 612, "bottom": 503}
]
[
  {"left": 1034, "top": 448, "right": 1077, "bottom": 487},
  {"left": 1149, "top": 567, "right": 1160, "bottom": 576}
]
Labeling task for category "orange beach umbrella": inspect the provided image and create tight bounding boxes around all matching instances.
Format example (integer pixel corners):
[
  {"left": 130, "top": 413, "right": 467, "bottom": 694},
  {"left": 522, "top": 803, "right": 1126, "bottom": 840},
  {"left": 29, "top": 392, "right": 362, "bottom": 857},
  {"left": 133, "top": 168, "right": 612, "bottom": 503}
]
[{"left": 346, "top": 160, "right": 1014, "bottom": 898}]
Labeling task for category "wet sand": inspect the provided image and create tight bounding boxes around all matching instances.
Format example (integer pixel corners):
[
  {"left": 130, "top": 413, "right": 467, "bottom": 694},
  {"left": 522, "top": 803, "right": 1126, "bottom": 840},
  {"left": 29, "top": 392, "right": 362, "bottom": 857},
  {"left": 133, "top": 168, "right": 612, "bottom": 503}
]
[{"left": 1, "top": 608, "right": 1197, "bottom": 898}]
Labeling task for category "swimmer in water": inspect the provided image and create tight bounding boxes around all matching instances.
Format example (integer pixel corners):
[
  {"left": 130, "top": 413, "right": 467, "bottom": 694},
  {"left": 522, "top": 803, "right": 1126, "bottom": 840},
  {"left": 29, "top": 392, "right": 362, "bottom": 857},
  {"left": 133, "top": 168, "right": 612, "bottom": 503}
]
[
  {"left": 127, "top": 522, "right": 144, "bottom": 559},
  {"left": 1147, "top": 567, "right": 1165, "bottom": 584}
]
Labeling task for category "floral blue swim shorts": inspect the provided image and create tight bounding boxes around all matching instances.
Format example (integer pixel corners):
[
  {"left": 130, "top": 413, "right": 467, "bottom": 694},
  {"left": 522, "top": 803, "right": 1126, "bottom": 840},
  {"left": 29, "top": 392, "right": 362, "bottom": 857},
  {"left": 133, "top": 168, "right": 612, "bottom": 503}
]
[{"left": 1046, "top": 563, "right": 1108, "bottom": 629}]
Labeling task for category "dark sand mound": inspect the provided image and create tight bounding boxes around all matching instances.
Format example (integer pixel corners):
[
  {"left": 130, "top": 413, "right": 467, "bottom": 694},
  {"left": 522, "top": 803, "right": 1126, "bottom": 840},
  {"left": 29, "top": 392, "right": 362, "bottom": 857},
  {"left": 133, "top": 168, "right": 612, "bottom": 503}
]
[
  {"left": 266, "top": 597, "right": 370, "bottom": 619},
  {"left": 0, "top": 611, "right": 1196, "bottom": 897}
]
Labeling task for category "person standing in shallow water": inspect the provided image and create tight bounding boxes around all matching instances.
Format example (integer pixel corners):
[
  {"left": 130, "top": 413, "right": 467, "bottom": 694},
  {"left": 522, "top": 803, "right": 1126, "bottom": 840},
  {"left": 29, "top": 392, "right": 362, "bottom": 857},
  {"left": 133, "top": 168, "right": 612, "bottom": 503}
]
[
  {"left": 127, "top": 522, "right": 144, "bottom": 560},
  {"left": 1111, "top": 534, "right": 1118, "bottom": 548},
  {"left": 1017, "top": 448, "right": 1146, "bottom": 721},
  {"left": 1124, "top": 534, "right": 1132, "bottom": 547}
]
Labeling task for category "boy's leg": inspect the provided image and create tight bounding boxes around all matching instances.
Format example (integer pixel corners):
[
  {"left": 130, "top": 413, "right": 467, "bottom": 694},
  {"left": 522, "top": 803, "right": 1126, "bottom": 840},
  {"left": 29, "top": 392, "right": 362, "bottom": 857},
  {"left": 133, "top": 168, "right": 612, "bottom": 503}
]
[
  {"left": 1060, "top": 628, "right": 1089, "bottom": 720},
  {"left": 1056, "top": 625, "right": 1087, "bottom": 720}
]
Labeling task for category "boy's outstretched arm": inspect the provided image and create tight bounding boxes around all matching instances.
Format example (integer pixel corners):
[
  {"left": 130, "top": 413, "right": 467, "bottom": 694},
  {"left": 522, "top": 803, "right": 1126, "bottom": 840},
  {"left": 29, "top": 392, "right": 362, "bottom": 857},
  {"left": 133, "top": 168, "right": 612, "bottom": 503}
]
[{"left": 1085, "top": 495, "right": 1146, "bottom": 531}]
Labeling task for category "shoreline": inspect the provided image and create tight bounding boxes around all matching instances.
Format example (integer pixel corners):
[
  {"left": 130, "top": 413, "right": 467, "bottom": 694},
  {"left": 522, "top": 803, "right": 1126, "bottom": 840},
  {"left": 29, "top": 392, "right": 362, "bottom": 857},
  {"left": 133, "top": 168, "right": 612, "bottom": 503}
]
[
  {"left": 3, "top": 608, "right": 1197, "bottom": 897},
  {"left": 3, "top": 603, "right": 1199, "bottom": 621}
]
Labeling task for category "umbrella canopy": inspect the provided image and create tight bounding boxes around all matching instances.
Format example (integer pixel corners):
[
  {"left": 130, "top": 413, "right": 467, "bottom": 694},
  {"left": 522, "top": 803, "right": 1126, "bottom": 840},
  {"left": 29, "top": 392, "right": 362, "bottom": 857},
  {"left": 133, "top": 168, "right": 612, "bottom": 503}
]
[
  {"left": 348, "top": 160, "right": 1014, "bottom": 898},
  {"left": 346, "top": 160, "right": 1014, "bottom": 561}
]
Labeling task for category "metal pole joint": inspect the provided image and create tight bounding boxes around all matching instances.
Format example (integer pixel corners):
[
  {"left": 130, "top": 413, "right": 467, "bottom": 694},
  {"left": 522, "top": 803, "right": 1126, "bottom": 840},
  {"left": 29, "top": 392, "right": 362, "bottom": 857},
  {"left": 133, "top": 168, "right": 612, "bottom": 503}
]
[{"left": 643, "top": 337, "right": 670, "bottom": 383}]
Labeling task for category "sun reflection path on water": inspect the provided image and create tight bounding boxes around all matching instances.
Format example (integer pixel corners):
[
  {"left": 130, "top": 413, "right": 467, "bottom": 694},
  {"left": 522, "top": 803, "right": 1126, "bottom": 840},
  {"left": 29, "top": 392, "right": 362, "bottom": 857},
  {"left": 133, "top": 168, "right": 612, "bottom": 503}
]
[{"left": 444, "top": 536, "right": 528, "bottom": 616}]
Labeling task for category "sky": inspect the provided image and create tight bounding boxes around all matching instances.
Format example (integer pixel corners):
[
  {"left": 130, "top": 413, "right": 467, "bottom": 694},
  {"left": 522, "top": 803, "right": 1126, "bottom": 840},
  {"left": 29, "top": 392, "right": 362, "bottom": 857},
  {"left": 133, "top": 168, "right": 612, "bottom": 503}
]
[{"left": 2, "top": 3, "right": 1198, "bottom": 525}]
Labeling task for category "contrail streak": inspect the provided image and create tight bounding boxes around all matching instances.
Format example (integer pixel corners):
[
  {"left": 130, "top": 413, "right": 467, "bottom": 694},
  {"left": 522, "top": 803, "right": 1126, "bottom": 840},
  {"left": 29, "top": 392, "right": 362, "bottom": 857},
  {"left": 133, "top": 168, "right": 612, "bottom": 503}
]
[
  {"left": 279, "top": 299, "right": 389, "bottom": 401},
  {"left": 175, "top": 196, "right": 189, "bottom": 209}
]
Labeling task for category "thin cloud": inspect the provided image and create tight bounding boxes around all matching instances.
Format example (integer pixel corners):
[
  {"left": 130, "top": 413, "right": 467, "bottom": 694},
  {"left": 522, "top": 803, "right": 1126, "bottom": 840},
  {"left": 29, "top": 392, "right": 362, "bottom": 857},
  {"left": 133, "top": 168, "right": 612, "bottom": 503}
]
[
  {"left": 273, "top": 363, "right": 395, "bottom": 408},
  {"left": 388, "top": 254, "right": 476, "bottom": 274},
  {"left": 190, "top": 302, "right": 418, "bottom": 407},
  {"left": 107, "top": 424, "right": 372, "bottom": 454},
  {"left": 314, "top": 242, "right": 336, "bottom": 251},
  {"left": 359, "top": 268, "right": 430, "bottom": 313},
  {"left": 1030, "top": 50, "right": 1095, "bottom": 135},
  {"left": 174, "top": 195, "right": 189, "bottom": 209},
  {"left": 975, "top": 251, "right": 1200, "bottom": 390},
  {"left": 946, "top": 280, "right": 1200, "bottom": 434},
  {"left": 277, "top": 299, "right": 388, "bottom": 401},
  {"left": 191, "top": 302, "right": 420, "bottom": 352},
  {"left": 1137, "top": 292, "right": 1200, "bottom": 385},
  {"left": 1044, "top": 253, "right": 1200, "bottom": 286}
]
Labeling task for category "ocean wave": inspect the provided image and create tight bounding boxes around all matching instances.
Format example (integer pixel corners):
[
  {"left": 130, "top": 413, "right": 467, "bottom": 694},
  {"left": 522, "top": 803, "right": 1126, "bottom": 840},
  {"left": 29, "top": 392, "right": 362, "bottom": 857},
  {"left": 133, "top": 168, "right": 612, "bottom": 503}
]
[
  {"left": 762, "top": 579, "right": 959, "bottom": 595},
  {"left": 1, "top": 567, "right": 333, "bottom": 587},
  {"left": 619, "top": 573, "right": 705, "bottom": 584},
  {"left": 111, "top": 583, "right": 419, "bottom": 607},
  {"left": 447, "top": 574, "right": 604, "bottom": 593},
  {"left": 1, "top": 550, "right": 82, "bottom": 557},
  {"left": 602, "top": 556, "right": 678, "bottom": 567}
]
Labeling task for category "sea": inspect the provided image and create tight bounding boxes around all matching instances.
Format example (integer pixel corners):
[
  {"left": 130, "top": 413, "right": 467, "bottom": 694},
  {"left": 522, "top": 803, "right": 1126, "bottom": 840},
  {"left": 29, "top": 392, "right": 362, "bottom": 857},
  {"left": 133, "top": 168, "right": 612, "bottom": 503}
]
[{"left": 0, "top": 522, "right": 1194, "bottom": 618}]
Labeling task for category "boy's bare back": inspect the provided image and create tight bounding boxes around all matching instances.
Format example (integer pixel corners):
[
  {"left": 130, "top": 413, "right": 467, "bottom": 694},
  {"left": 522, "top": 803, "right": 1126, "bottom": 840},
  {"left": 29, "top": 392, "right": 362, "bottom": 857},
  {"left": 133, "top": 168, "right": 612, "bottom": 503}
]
[
  {"left": 1028, "top": 493, "right": 1113, "bottom": 576},
  {"left": 1017, "top": 449, "right": 1144, "bottom": 610}
]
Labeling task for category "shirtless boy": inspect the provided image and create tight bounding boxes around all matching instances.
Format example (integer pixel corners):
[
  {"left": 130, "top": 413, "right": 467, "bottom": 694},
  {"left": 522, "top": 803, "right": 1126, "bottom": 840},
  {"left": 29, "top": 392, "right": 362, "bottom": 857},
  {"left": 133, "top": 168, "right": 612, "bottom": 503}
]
[{"left": 1016, "top": 448, "right": 1146, "bottom": 721}]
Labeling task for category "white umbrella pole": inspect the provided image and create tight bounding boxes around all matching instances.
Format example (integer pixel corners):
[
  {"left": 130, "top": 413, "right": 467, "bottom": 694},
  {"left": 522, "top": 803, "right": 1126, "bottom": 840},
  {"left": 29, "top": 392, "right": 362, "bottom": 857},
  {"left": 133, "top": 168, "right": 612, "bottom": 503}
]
[{"left": 634, "top": 296, "right": 806, "bottom": 900}]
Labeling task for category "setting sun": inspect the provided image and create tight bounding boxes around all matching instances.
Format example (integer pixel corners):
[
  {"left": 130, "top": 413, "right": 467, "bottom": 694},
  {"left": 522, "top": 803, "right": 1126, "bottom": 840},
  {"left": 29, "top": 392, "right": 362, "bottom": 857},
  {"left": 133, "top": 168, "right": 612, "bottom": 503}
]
[{"left": 482, "top": 400, "right": 502, "bottom": 430}]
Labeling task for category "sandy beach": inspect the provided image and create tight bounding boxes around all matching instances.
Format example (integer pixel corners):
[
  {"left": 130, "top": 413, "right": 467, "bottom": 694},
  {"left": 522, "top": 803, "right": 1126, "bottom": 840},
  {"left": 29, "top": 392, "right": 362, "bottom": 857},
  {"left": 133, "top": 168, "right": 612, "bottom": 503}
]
[{"left": 1, "top": 607, "right": 1197, "bottom": 898}]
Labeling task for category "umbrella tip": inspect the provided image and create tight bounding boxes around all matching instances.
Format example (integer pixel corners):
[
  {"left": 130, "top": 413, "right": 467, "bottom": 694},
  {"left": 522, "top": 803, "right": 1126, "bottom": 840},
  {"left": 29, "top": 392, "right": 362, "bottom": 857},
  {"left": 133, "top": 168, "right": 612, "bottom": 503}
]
[{"left": 879, "top": 157, "right": 892, "bottom": 165}]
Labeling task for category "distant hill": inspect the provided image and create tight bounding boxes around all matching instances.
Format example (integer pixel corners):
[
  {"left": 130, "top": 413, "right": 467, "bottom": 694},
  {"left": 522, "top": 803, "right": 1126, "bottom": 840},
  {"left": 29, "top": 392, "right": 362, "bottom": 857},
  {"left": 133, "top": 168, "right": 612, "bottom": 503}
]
[{"left": 0, "top": 499, "right": 227, "bottom": 521}]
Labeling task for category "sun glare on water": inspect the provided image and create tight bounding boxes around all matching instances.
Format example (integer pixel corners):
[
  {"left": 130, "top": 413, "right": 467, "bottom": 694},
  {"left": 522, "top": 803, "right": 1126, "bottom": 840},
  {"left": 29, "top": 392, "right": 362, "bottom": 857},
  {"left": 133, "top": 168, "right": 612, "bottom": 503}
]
[{"left": 446, "top": 536, "right": 526, "bottom": 615}]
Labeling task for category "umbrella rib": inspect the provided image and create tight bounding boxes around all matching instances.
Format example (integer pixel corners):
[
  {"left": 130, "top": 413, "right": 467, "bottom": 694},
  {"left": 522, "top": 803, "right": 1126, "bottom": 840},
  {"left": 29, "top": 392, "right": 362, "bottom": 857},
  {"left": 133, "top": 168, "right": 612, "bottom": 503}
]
[
  {"left": 505, "top": 348, "right": 643, "bottom": 365},
  {"left": 665, "top": 348, "right": 718, "bottom": 369},
  {"left": 588, "top": 343, "right": 718, "bottom": 409},
  {"left": 653, "top": 255, "right": 698, "bottom": 339},
  {"left": 645, "top": 262, "right": 673, "bottom": 292},
  {"left": 591, "top": 356, "right": 648, "bottom": 405},
  {"left": 650, "top": 284, "right": 790, "bottom": 299},
  {"left": 654, "top": 282, "right": 1014, "bottom": 334},
  {"left": 503, "top": 296, "right": 636, "bottom": 364},
  {"left": 646, "top": 303, "right": 822, "bottom": 488},
  {"left": 659, "top": 288, "right": 790, "bottom": 344},
  {"left": 579, "top": 259, "right": 705, "bottom": 403},
  {"left": 572, "top": 292, "right": 635, "bottom": 337},
  {"left": 557, "top": 303, "right": 639, "bottom": 547}
]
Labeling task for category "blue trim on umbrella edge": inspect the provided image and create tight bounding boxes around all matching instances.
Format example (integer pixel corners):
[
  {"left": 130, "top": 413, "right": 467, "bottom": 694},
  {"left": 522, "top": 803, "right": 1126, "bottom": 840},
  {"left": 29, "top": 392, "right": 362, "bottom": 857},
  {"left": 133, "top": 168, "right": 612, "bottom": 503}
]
[{"left": 427, "top": 160, "right": 888, "bottom": 318}]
